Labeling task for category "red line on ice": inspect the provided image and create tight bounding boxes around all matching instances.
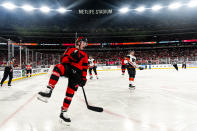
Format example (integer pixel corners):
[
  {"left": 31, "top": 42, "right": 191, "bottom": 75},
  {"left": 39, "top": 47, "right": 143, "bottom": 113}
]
[
  {"left": 77, "top": 95, "right": 174, "bottom": 131},
  {"left": 0, "top": 93, "right": 37, "bottom": 128},
  {"left": 0, "top": 92, "right": 174, "bottom": 131}
]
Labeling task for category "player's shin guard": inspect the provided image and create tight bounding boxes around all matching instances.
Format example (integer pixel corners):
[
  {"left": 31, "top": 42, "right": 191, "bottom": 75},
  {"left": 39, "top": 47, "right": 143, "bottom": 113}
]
[
  {"left": 60, "top": 86, "right": 78, "bottom": 125},
  {"left": 48, "top": 64, "right": 64, "bottom": 89},
  {"left": 37, "top": 64, "right": 65, "bottom": 102},
  {"left": 62, "top": 86, "right": 76, "bottom": 110}
]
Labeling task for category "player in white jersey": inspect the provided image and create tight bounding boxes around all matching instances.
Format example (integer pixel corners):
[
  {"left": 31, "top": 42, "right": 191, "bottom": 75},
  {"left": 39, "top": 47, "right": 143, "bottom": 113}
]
[
  {"left": 88, "top": 56, "right": 98, "bottom": 79},
  {"left": 125, "top": 50, "right": 138, "bottom": 89}
]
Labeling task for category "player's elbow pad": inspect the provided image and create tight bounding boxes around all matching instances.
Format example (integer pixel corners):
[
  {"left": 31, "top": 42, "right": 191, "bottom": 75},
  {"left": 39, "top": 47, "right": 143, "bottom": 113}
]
[{"left": 61, "top": 56, "right": 69, "bottom": 63}]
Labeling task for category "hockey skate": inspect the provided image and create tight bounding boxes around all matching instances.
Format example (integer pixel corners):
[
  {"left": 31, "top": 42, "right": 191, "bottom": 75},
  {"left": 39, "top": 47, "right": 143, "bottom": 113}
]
[
  {"left": 129, "top": 84, "right": 135, "bottom": 90},
  {"left": 37, "top": 86, "right": 53, "bottom": 103},
  {"left": 59, "top": 109, "right": 71, "bottom": 126},
  {"left": 90, "top": 76, "right": 93, "bottom": 80}
]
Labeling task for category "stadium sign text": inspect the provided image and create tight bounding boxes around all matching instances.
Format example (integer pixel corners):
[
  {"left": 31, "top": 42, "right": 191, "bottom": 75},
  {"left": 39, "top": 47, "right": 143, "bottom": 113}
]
[{"left": 78, "top": 9, "right": 112, "bottom": 15}]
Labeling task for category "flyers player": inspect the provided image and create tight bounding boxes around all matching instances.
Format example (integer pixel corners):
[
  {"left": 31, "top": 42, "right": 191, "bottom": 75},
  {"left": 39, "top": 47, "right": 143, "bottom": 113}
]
[
  {"left": 26, "top": 63, "right": 32, "bottom": 77},
  {"left": 37, "top": 37, "right": 88, "bottom": 125},
  {"left": 119, "top": 57, "right": 127, "bottom": 75},
  {"left": 88, "top": 56, "right": 98, "bottom": 79},
  {"left": 126, "top": 50, "right": 139, "bottom": 89}
]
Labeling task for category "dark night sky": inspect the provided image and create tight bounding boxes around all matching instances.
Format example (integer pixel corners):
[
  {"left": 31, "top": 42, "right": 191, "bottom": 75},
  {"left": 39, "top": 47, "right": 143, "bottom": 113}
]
[{"left": 0, "top": 0, "right": 197, "bottom": 43}]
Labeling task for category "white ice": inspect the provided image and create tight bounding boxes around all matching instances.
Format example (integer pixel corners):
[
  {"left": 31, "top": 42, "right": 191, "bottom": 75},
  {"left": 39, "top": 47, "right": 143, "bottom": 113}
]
[{"left": 0, "top": 68, "right": 197, "bottom": 131}]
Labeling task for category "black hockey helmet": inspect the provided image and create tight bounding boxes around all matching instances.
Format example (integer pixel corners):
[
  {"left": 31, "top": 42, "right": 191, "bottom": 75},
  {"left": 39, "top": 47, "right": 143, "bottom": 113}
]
[{"left": 75, "top": 37, "right": 88, "bottom": 45}]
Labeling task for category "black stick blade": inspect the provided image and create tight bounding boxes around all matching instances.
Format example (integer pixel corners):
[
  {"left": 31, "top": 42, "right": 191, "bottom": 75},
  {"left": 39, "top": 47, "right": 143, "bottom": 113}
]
[{"left": 88, "top": 106, "right": 103, "bottom": 112}]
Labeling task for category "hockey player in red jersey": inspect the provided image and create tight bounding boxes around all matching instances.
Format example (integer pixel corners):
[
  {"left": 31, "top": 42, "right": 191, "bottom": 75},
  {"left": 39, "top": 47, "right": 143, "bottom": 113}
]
[
  {"left": 37, "top": 37, "right": 88, "bottom": 125},
  {"left": 119, "top": 57, "right": 127, "bottom": 75},
  {"left": 25, "top": 63, "right": 32, "bottom": 77},
  {"left": 88, "top": 56, "right": 98, "bottom": 79}
]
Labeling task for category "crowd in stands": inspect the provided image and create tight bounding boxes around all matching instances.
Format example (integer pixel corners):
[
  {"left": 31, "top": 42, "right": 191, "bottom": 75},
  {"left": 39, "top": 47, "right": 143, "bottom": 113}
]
[
  {"left": 87, "top": 47, "right": 197, "bottom": 65},
  {"left": 0, "top": 47, "right": 197, "bottom": 68}
]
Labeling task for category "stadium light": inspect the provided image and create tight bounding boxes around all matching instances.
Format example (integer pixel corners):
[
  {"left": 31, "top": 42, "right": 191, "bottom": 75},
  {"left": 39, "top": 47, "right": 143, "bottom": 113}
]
[
  {"left": 22, "top": 5, "right": 35, "bottom": 11},
  {"left": 169, "top": 3, "right": 182, "bottom": 9},
  {"left": 135, "top": 6, "right": 145, "bottom": 12},
  {"left": 57, "top": 7, "right": 66, "bottom": 13},
  {"left": 188, "top": 1, "right": 197, "bottom": 7},
  {"left": 40, "top": 6, "right": 50, "bottom": 13},
  {"left": 119, "top": 7, "right": 129, "bottom": 13},
  {"left": 2, "top": 2, "right": 17, "bottom": 10},
  {"left": 151, "top": 5, "right": 163, "bottom": 11}
]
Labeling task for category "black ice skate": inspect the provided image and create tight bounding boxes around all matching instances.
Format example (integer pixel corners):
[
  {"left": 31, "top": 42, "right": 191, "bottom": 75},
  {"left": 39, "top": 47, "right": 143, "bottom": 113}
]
[
  {"left": 90, "top": 76, "right": 93, "bottom": 80},
  {"left": 8, "top": 84, "right": 12, "bottom": 87},
  {"left": 59, "top": 109, "right": 71, "bottom": 126},
  {"left": 37, "top": 86, "right": 53, "bottom": 103},
  {"left": 129, "top": 84, "right": 135, "bottom": 90}
]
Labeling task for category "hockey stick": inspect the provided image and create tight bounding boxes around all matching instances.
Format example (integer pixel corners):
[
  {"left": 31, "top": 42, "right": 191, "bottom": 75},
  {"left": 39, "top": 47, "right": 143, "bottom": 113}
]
[{"left": 81, "top": 86, "right": 103, "bottom": 112}]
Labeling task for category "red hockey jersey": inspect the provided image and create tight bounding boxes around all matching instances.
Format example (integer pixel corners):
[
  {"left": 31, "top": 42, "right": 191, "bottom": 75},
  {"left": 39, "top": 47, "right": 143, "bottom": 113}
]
[
  {"left": 61, "top": 47, "right": 88, "bottom": 79},
  {"left": 119, "top": 57, "right": 126, "bottom": 66},
  {"left": 26, "top": 65, "right": 32, "bottom": 70}
]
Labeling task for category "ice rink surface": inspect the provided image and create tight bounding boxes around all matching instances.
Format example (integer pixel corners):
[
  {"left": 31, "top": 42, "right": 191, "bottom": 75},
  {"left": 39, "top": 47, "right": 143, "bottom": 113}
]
[{"left": 0, "top": 68, "right": 197, "bottom": 131}]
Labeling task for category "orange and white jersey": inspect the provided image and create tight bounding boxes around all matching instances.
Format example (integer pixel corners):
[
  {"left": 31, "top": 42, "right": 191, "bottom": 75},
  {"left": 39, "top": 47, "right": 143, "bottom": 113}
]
[
  {"left": 127, "top": 55, "right": 138, "bottom": 68},
  {"left": 26, "top": 65, "right": 32, "bottom": 70},
  {"left": 124, "top": 59, "right": 128, "bottom": 64},
  {"left": 88, "top": 58, "right": 96, "bottom": 68}
]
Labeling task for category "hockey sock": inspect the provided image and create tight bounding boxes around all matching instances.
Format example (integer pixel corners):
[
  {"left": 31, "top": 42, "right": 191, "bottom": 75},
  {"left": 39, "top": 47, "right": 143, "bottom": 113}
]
[
  {"left": 48, "top": 64, "right": 65, "bottom": 89},
  {"left": 129, "top": 77, "right": 134, "bottom": 84},
  {"left": 62, "top": 85, "right": 78, "bottom": 110}
]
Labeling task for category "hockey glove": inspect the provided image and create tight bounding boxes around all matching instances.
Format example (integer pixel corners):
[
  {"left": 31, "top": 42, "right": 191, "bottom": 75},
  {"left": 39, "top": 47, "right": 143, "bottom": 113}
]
[
  {"left": 79, "top": 78, "right": 87, "bottom": 87},
  {"left": 70, "top": 50, "right": 84, "bottom": 63},
  {"left": 138, "top": 66, "right": 144, "bottom": 70}
]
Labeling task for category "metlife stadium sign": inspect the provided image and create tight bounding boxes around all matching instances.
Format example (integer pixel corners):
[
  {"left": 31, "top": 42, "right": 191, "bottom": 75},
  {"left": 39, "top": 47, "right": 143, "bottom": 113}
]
[{"left": 78, "top": 9, "right": 113, "bottom": 15}]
